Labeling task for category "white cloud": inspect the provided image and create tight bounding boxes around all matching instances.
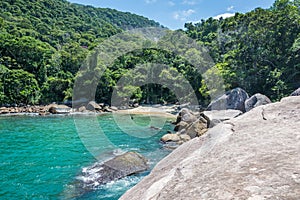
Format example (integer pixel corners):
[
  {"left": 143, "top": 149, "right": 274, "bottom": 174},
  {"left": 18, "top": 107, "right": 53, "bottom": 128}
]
[
  {"left": 168, "top": 1, "right": 175, "bottom": 6},
  {"left": 213, "top": 13, "right": 235, "bottom": 19},
  {"left": 173, "top": 9, "right": 196, "bottom": 21},
  {"left": 227, "top": 6, "right": 234, "bottom": 12},
  {"left": 145, "top": 0, "right": 157, "bottom": 4},
  {"left": 182, "top": 0, "right": 197, "bottom": 5}
]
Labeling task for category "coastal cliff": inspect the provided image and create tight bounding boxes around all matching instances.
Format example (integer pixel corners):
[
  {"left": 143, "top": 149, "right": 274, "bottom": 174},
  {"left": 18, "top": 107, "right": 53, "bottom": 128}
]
[{"left": 120, "top": 96, "right": 300, "bottom": 199}]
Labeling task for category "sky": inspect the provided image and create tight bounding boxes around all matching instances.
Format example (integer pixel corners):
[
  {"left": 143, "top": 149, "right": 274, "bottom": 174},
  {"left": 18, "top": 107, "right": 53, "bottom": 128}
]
[{"left": 67, "top": 0, "right": 275, "bottom": 30}]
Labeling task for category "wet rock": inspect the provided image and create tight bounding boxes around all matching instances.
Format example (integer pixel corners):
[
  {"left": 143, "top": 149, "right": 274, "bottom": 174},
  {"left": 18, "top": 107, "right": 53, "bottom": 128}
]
[
  {"left": 245, "top": 93, "right": 271, "bottom": 112},
  {"left": 78, "top": 152, "right": 148, "bottom": 190}
]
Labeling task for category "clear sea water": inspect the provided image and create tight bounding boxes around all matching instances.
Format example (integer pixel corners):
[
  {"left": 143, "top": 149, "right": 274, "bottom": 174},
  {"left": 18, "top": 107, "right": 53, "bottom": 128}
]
[{"left": 0, "top": 113, "right": 173, "bottom": 200}]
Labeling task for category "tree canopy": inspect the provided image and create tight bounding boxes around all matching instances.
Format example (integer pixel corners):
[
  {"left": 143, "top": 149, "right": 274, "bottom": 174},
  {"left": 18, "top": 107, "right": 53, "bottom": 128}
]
[{"left": 0, "top": 0, "right": 299, "bottom": 106}]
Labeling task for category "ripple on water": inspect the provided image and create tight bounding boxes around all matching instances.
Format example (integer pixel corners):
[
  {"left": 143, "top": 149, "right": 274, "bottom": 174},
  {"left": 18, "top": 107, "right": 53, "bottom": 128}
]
[{"left": 0, "top": 114, "right": 173, "bottom": 199}]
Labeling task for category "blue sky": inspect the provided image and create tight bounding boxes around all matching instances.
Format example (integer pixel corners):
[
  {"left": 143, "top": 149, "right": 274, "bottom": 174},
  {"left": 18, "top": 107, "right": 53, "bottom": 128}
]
[{"left": 68, "top": 0, "right": 275, "bottom": 30}]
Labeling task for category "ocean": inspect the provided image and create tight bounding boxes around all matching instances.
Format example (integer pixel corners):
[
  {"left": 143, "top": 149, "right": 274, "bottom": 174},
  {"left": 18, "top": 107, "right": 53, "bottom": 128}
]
[{"left": 0, "top": 113, "right": 173, "bottom": 199}]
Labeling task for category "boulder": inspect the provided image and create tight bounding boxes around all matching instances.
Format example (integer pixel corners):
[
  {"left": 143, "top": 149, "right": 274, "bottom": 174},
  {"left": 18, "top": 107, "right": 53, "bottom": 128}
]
[
  {"left": 245, "top": 93, "right": 271, "bottom": 112},
  {"left": 133, "top": 103, "right": 139, "bottom": 108},
  {"left": 78, "top": 152, "right": 148, "bottom": 190},
  {"left": 185, "top": 118, "right": 207, "bottom": 138},
  {"left": 110, "top": 106, "right": 118, "bottom": 111},
  {"left": 78, "top": 106, "right": 87, "bottom": 112},
  {"left": 203, "top": 109, "right": 242, "bottom": 128},
  {"left": 103, "top": 106, "right": 113, "bottom": 112},
  {"left": 179, "top": 134, "right": 191, "bottom": 142},
  {"left": 177, "top": 108, "right": 197, "bottom": 124},
  {"left": 0, "top": 107, "right": 9, "bottom": 114},
  {"left": 290, "top": 87, "right": 300, "bottom": 96},
  {"left": 161, "top": 134, "right": 181, "bottom": 143},
  {"left": 120, "top": 96, "right": 300, "bottom": 200},
  {"left": 207, "top": 87, "right": 249, "bottom": 112},
  {"left": 174, "top": 121, "right": 189, "bottom": 131},
  {"left": 86, "top": 101, "right": 102, "bottom": 111},
  {"left": 48, "top": 104, "right": 71, "bottom": 114}
]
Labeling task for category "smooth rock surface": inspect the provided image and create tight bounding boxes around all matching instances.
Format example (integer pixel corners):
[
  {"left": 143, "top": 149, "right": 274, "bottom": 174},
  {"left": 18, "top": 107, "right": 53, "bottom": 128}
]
[
  {"left": 120, "top": 96, "right": 300, "bottom": 200},
  {"left": 161, "top": 134, "right": 181, "bottom": 143},
  {"left": 78, "top": 152, "right": 148, "bottom": 191},
  {"left": 203, "top": 109, "right": 242, "bottom": 127},
  {"left": 185, "top": 119, "right": 207, "bottom": 138},
  {"left": 86, "top": 101, "right": 102, "bottom": 111},
  {"left": 48, "top": 104, "right": 71, "bottom": 114},
  {"left": 245, "top": 93, "right": 272, "bottom": 112},
  {"left": 207, "top": 87, "right": 249, "bottom": 112},
  {"left": 174, "top": 121, "right": 189, "bottom": 131},
  {"left": 291, "top": 87, "right": 300, "bottom": 96}
]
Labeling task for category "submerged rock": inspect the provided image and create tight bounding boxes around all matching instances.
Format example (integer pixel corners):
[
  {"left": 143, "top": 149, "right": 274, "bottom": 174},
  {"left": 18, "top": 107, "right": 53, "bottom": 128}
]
[
  {"left": 121, "top": 96, "right": 300, "bottom": 200},
  {"left": 77, "top": 152, "right": 148, "bottom": 191}
]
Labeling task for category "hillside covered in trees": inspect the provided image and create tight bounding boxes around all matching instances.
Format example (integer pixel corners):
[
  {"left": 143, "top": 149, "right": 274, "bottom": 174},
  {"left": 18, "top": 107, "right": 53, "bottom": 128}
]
[
  {"left": 185, "top": 0, "right": 300, "bottom": 101},
  {"left": 0, "top": 0, "right": 160, "bottom": 104},
  {"left": 0, "top": 0, "right": 299, "bottom": 105}
]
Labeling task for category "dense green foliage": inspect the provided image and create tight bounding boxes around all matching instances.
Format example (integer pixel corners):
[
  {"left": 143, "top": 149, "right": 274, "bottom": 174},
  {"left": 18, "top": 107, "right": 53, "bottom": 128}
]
[
  {"left": 0, "top": 0, "right": 160, "bottom": 104},
  {"left": 185, "top": 0, "right": 300, "bottom": 100},
  {"left": 0, "top": 0, "right": 299, "bottom": 106}
]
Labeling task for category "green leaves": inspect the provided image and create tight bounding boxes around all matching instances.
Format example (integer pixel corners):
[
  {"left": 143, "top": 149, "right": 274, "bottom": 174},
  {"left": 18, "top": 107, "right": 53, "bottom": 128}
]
[
  {"left": 0, "top": 0, "right": 160, "bottom": 104},
  {"left": 185, "top": 0, "right": 300, "bottom": 100},
  {"left": 2, "top": 69, "right": 40, "bottom": 104}
]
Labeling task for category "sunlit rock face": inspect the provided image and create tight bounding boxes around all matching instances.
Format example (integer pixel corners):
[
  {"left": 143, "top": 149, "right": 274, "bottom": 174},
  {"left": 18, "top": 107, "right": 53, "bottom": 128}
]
[{"left": 120, "top": 96, "right": 300, "bottom": 200}]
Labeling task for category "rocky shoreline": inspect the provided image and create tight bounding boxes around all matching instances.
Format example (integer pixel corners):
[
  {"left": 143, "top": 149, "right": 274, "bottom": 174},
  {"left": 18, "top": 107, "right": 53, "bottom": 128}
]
[
  {"left": 159, "top": 87, "right": 274, "bottom": 148},
  {"left": 120, "top": 91, "right": 300, "bottom": 200},
  {"left": 0, "top": 101, "right": 180, "bottom": 117}
]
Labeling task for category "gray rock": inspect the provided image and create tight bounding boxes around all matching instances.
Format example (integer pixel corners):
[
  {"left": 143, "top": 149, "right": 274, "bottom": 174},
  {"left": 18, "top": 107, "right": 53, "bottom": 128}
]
[
  {"left": 185, "top": 119, "right": 207, "bottom": 138},
  {"left": 179, "top": 108, "right": 197, "bottom": 123},
  {"left": 86, "top": 101, "right": 102, "bottom": 111},
  {"left": 245, "top": 93, "right": 271, "bottom": 112},
  {"left": 291, "top": 87, "right": 300, "bottom": 96},
  {"left": 120, "top": 96, "right": 300, "bottom": 200},
  {"left": 203, "top": 109, "right": 242, "bottom": 128},
  {"left": 161, "top": 134, "right": 181, "bottom": 143},
  {"left": 78, "top": 106, "right": 86, "bottom": 112},
  {"left": 78, "top": 152, "right": 148, "bottom": 191},
  {"left": 48, "top": 104, "right": 71, "bottom": 114},
  {"left": 179, "top": 134, "right": 191, "bottom": 142},
  {"left": 110, "top": 106, "right": 118, "bottom": 111},
  {"left": 207, "top": 87, "right": 249, "bottom": 112},
  {"left": 174, "top": 121, "right": 189, "bottom": 131}
]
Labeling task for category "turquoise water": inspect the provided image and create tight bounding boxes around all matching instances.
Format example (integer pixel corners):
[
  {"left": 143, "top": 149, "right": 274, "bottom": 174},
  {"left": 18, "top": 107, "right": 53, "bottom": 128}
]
[{"left": 0, "top": 114, "right": 173, "bottom": 199}]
